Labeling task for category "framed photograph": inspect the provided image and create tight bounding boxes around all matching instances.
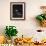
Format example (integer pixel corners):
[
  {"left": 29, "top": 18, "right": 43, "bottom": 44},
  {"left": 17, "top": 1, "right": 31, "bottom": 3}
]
[{"left": 10, "top": 2, "right": 25, "bottom": 20}]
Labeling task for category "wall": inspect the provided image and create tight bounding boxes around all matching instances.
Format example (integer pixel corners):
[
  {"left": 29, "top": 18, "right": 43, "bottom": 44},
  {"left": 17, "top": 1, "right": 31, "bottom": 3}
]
[{"left": 0, "top": 0, "right": 46, "bottom": 41}]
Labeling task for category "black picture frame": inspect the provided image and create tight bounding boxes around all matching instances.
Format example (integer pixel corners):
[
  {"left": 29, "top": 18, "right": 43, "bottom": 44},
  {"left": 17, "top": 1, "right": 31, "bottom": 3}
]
[{"left": 10, "top": 2, "right": 25, "bottom": 20}]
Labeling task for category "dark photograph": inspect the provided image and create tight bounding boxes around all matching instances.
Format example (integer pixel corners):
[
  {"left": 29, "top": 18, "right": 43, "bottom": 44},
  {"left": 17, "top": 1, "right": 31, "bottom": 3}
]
[{"left": 10, "top": 2, "right": 25, "bottom": 20}]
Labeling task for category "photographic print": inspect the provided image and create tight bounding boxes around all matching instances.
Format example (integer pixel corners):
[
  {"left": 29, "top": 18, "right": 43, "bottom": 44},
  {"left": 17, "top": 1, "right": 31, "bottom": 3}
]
[{"left": 10, "top": 2, "right": 25, "bottom": 20}]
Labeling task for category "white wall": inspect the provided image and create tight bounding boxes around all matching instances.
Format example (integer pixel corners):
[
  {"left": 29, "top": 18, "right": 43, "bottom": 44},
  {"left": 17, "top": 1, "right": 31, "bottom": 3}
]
[{"left": 0, "top": 0, "right": 46, "bottom": 41}]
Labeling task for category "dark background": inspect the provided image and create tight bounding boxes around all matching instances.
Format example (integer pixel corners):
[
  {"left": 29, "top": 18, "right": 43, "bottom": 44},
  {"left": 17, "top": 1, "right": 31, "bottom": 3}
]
[{"left": 13, "top": 4, "right": 23, "bottom": 18}]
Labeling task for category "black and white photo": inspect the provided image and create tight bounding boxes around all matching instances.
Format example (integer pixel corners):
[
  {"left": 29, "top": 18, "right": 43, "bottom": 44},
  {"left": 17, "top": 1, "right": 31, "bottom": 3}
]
[{"left": 10, "top": 2, "right": 25, "bottom": 20}]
